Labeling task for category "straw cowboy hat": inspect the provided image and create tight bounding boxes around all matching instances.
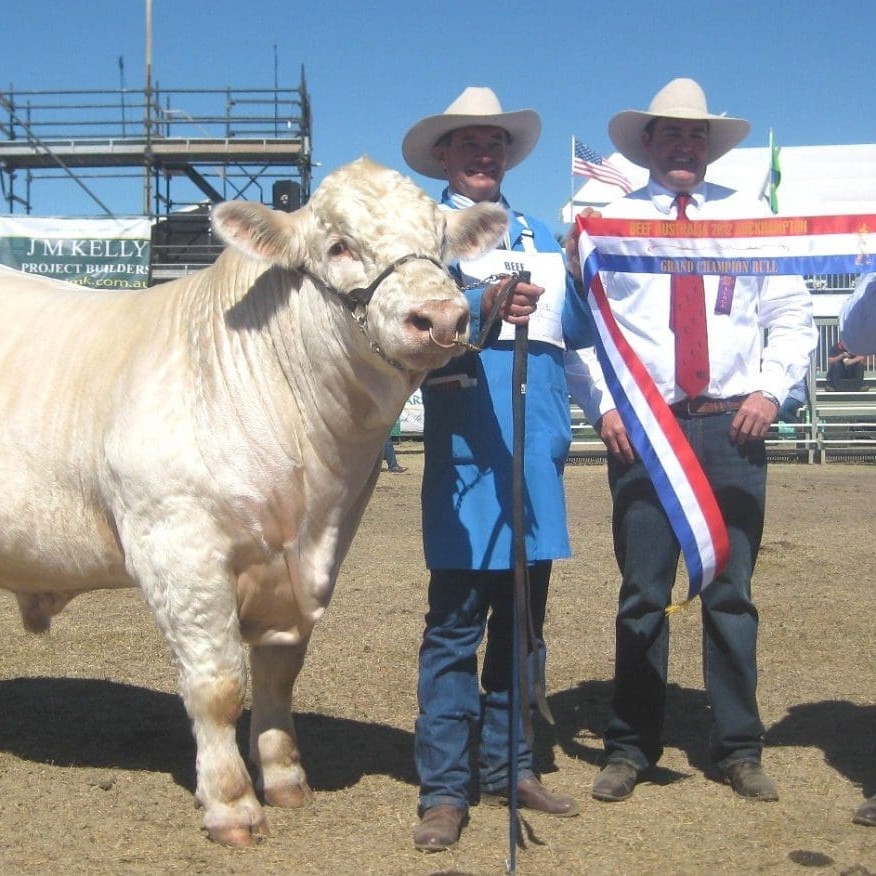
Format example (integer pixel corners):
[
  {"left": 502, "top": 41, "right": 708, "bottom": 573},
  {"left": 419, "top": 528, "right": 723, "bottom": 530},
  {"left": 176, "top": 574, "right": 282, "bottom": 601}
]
[
  {"left": 608, "top": 78, "right": 750, "bottom": 168},
  {"left": 402, "top": 86, "right": 541, "bottom": 179}
]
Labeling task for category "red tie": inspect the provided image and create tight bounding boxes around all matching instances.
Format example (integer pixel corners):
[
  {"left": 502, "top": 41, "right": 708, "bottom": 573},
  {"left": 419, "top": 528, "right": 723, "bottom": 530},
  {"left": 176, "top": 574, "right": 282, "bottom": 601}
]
[{"left": 671, "top": 194, "right": 709, "bottom": 397}]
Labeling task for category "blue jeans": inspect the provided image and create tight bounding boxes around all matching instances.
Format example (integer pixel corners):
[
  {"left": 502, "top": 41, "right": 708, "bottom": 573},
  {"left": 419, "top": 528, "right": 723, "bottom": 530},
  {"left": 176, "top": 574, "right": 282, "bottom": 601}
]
[
  {"left": 383, "top": 436, "right": 399, "bottom": 468},
  {"left": 604, "top": 412, "right": 767, "bottom": 772},
  {"left": 414, "top": 563, "right": 550, "bottom": 812}
]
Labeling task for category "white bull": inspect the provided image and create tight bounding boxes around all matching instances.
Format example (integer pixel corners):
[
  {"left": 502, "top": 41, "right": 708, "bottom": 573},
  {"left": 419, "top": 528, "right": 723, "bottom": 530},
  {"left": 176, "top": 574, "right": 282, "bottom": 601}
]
[{"left": 0, "top": 157, "right": 507, "bottom": 845}]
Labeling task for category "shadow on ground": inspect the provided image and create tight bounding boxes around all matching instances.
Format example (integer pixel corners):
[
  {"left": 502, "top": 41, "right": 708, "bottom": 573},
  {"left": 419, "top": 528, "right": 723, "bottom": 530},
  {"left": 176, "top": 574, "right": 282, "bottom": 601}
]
[
  {"left": 5, "top": 676, "right": 871, "bottom": 805},
  {"left": 766, "top": 699, "right": 876, "bottom": 796},
  {"left": 0, "top": 676, "right": 418, "bottom": 794},
  {"left": 543, "top": 679, "right": 876, "bottom": 796}
]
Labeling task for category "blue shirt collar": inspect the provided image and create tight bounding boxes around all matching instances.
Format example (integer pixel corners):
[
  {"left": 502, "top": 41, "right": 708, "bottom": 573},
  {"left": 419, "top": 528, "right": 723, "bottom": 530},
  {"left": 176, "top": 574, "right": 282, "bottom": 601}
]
[{"left": 442, "top": 186, "right": 510, "bottom": 212}]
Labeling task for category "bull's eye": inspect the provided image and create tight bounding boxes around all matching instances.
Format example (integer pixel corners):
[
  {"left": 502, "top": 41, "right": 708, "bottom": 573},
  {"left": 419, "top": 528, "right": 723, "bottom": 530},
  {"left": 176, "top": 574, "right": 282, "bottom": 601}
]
[{"left": 328, "top": 241, "right": 350, "bottom": 258}]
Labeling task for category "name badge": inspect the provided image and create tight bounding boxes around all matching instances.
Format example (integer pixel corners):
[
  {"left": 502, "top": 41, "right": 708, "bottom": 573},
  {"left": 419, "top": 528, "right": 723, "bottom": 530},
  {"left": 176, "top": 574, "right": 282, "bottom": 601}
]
[
  {"left": 458, "top": 250, "right": 567, "bottom": 348},
  {"left": 715, "top": 275, "right": 736, "bottom": 315}
]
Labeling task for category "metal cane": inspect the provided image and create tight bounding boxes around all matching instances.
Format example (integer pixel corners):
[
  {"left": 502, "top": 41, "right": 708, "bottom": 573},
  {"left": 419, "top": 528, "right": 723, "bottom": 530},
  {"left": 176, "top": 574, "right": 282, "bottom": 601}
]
[{"left": 507, "top": 271, "right": 530, "bottom": 874}]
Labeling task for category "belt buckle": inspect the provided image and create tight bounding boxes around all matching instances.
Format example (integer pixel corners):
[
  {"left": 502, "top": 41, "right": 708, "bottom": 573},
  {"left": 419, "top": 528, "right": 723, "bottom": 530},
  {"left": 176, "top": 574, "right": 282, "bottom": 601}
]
[{"left": 673, "top": 397, "right": 695, "bottom": 416}]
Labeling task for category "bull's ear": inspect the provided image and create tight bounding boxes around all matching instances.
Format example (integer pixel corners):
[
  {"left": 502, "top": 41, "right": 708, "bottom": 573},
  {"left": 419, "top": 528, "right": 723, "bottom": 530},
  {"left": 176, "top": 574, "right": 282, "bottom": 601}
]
[
  {"left": 443, "top": 203, "right": 509, "bottom": 261},
  {"left": 211, "top": 201, "right": 307, "bottom": 267}
]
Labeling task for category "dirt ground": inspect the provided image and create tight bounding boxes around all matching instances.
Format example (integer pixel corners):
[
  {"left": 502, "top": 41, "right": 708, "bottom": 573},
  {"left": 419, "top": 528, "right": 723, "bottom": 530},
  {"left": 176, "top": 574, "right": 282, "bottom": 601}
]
[{"left": 0, "top": 450, "right": 874, "bottom": 875}]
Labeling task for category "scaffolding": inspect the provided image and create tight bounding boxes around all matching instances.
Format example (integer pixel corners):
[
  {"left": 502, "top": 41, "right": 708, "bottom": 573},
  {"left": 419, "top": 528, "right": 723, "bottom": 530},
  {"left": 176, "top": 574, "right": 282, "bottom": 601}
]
[{"left": 0, "top": 69, "right": 312, "bottom": 278}]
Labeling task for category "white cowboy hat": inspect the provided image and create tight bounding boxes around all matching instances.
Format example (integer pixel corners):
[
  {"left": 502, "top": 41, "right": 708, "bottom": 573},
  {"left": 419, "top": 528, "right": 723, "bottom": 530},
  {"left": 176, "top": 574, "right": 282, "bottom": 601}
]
[
  {"left": 402, "top": 86, "right": 541, "bottom": 179},
  {"left": 608, "top": 78, "right": 751, "bottom": 168}
]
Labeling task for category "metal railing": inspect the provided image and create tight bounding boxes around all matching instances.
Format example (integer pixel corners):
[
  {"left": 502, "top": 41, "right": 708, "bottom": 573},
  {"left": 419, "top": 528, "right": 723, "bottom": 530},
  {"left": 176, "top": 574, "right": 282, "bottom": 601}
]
[
  {"left": 1, "top": 84, "right": 309, "bottom": 146},
  {"left": 570, "top": 386, "right": 876, "bottom": 463}
]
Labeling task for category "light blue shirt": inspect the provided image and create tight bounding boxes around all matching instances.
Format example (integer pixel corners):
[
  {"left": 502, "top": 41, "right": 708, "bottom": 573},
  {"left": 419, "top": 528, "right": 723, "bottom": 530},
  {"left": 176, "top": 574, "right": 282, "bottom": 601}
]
[{"left": 840, "top": 272, "right": 876, "bottom": 355}]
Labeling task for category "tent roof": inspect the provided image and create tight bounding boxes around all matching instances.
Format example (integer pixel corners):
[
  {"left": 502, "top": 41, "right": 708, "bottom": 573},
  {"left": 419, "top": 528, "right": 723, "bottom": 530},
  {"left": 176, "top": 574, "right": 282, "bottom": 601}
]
[{"left": 561, "top": 143, "right": 876, "bottom": 221}]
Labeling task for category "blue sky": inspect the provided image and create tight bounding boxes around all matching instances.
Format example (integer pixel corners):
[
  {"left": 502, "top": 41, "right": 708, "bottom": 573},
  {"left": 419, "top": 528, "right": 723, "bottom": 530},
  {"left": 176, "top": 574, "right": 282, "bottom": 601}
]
[{"left": 2, "top": 0, "right": 874, "bottom": 234}]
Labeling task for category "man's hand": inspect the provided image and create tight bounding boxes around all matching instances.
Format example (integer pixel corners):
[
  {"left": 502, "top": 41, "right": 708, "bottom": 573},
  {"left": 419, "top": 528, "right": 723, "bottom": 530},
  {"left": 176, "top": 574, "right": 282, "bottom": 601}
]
[
  {"left": 597, "top": 409, "right": 635, "bottom": 463},
  {"left": 482, "top": 279, "right": 543, "bottom": 325},
  {"left": 564, "top": 207, "right": 602, "bottom": 282},
  {"left": 729, "top": 392, "right": 779, "bottom": 444}
]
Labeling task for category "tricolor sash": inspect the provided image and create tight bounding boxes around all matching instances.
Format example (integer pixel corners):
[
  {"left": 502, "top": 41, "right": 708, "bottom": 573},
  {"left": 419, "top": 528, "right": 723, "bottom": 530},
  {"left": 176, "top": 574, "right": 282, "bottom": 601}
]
[
  {"left": 576, "top": 212, "right": 876, "bottom": 600},
  {"left": 583, "top": 214, "right": 876, "bottom": 277},
  {"left": 576, "top": 225, "right": 729, "bottom": 599}
]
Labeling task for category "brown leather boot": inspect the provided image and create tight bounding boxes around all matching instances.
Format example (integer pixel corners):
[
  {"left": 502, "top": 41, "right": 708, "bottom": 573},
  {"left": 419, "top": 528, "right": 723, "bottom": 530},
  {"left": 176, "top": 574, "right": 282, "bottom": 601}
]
[
  {"left": 725, "top": 760, "right": 779, "bottom": 801},
  {"left": 592, "top": 759, "right": 638, "bottom": 802},
  {"left": 413, "top": 804, "right": 466, "bottom": 852},
  {"left": 482, "top": 776, "right": 580, "bottom": 817}
]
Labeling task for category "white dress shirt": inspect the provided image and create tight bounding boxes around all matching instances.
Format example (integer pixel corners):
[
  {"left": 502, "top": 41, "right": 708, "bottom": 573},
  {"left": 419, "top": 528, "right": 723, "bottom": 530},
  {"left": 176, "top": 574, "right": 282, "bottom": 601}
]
[{"left": 566, "top": 180, "right": 818, "bottom": 425}]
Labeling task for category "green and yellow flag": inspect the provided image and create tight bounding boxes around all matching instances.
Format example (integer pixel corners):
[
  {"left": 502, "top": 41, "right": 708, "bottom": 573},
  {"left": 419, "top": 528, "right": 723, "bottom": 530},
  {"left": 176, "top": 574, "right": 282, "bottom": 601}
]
[{"left": 769, "top": 129, "right": 781, "bottom": 214}]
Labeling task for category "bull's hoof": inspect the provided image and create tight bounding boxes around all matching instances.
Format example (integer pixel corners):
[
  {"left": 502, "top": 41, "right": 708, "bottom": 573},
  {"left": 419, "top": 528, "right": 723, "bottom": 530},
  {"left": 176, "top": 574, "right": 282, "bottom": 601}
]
[
  {"left": 264, "top": 781, "right": 311, "bottom": 809},
  {"left": 208, "top": 819, "right": 270, "bottom": 847}
]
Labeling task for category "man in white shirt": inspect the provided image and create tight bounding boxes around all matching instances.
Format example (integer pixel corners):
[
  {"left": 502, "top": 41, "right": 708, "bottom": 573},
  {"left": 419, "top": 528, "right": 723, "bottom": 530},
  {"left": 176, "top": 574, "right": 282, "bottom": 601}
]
[
  {"left": 839, "top": 272, "right": 876, "bottom": 828},
  {"left": 567, "top": 78, "right": 817, "bottom": 804}
]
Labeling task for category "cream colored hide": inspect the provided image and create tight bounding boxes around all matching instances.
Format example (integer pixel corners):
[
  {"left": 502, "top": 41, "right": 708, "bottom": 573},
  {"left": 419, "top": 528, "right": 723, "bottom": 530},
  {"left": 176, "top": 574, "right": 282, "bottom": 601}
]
[{"left": 0, "top": 157, "right": 507, "bottom": 846}]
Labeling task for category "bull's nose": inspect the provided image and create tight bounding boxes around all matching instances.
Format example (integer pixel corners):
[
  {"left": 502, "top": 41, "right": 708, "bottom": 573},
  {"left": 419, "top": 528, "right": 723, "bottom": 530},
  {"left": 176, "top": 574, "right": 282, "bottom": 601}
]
[{"left": 411, "top": 299, "right": 470, "bottom": 347}]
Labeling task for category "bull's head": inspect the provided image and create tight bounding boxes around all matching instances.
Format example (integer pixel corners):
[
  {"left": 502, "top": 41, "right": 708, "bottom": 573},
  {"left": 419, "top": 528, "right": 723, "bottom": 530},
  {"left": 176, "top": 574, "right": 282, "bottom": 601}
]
[{"left": 212, "top": 157, "right": 508, "bottom": 374}]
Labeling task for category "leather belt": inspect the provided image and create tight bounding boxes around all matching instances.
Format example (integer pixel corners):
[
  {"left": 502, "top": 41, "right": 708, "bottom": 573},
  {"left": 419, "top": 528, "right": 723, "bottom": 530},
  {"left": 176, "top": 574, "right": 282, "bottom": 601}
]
[{"left": 669, "top": 395, "right": 747, "bottom": 417}]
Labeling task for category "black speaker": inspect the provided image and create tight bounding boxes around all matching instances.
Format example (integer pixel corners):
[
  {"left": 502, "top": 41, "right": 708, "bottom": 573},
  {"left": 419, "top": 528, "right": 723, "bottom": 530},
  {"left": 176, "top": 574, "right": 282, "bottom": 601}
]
[{"left": 272, "top": 180, "right": 301, "bottom": 212}]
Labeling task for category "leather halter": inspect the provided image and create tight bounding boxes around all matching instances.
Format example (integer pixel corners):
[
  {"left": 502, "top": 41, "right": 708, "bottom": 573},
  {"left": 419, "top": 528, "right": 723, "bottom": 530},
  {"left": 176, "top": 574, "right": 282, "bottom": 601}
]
[{"left": 303, "top": 253, "right": 450, "bottom": 372}]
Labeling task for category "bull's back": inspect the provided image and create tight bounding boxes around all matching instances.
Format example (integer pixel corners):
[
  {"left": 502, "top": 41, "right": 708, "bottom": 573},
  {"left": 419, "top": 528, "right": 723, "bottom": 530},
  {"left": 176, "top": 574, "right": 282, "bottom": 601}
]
[
  {"left": 0, "top": 269, "right": 173, "bottom": 421},
  {"left": 0, "top": 270, "right": 186, "bottom": 594}
]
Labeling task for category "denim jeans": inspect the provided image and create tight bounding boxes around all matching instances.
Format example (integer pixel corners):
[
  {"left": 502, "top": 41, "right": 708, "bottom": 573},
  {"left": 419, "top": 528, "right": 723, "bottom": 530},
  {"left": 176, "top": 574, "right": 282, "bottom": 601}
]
[
  {"left": 604, "top": 412, "right": 767, "bottom": 772},
  {"left": 414, "top": 563, "right": 550, "bottom": 812},
  {"left": 383, "top": 436, "right": 399, "bottom": 468}
]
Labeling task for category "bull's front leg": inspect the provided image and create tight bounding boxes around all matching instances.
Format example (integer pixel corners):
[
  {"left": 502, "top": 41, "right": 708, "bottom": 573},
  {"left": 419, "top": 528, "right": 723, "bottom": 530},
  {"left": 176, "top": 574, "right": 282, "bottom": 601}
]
[
  {"left": 249, "top": 640, "right": 312, "bottom": 808},
  {"left": 185, "top": 664, "right": 267, "bottom": 846},
  {"left": 127, "top": 525, "right": 268, "bottom": 846}
]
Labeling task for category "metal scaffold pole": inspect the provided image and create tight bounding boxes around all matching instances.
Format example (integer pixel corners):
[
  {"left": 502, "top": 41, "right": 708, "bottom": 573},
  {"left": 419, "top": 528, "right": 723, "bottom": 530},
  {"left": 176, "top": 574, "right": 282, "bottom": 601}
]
[{"left": 143, "top": 0, "right": 153, "bottom": 217}]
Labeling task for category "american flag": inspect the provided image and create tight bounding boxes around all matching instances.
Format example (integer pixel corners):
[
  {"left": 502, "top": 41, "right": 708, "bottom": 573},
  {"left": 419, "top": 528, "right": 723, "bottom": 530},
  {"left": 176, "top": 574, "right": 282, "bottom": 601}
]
[{"left": 572, "top": 139, "right": 632, "bottom": 193}]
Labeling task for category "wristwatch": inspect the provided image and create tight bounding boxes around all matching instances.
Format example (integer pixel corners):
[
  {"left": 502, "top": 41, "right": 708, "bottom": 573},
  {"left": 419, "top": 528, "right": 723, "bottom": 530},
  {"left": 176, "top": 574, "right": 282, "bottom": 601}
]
[{"left": 757, "top": 390, "right": 780, "bottom": 407}]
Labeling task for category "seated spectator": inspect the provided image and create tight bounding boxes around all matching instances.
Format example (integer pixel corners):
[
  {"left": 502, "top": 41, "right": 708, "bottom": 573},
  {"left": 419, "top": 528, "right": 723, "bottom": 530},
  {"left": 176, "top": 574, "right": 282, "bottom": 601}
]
[
  {"left": 777, "top": 377, "right": 808, "bottom": 423},
  {"left": 825, "top": 340, "right": 867, "bottom": 391}
]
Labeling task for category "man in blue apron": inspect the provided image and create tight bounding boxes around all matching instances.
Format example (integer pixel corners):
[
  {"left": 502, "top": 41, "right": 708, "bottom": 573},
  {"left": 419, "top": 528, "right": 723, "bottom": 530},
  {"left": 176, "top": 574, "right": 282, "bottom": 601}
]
[{"left": 401, "top": 86, "right": 593, "bottom": 852}]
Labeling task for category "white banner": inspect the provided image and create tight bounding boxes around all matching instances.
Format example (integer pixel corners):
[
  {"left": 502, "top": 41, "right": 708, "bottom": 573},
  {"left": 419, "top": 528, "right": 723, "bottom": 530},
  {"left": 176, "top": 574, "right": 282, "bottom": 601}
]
[
  {"left": 0, "top": 216, "right": 152, "bottom": 290},
  {"left": 399, "top": 390, "right": 424, "bottom": 435}
]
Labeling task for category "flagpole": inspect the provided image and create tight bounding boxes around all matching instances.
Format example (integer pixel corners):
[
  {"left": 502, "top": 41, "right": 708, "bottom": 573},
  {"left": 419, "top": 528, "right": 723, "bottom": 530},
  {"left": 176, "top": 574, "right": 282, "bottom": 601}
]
[
  {"left": 570, "top": 136, "right": 575, "bottom": 224},
  {"left": 758, "top": 129, "right": 778, "bottom": 212},
  {"left": 758, "top": 133, "right": 772, "bottom": 206}
]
